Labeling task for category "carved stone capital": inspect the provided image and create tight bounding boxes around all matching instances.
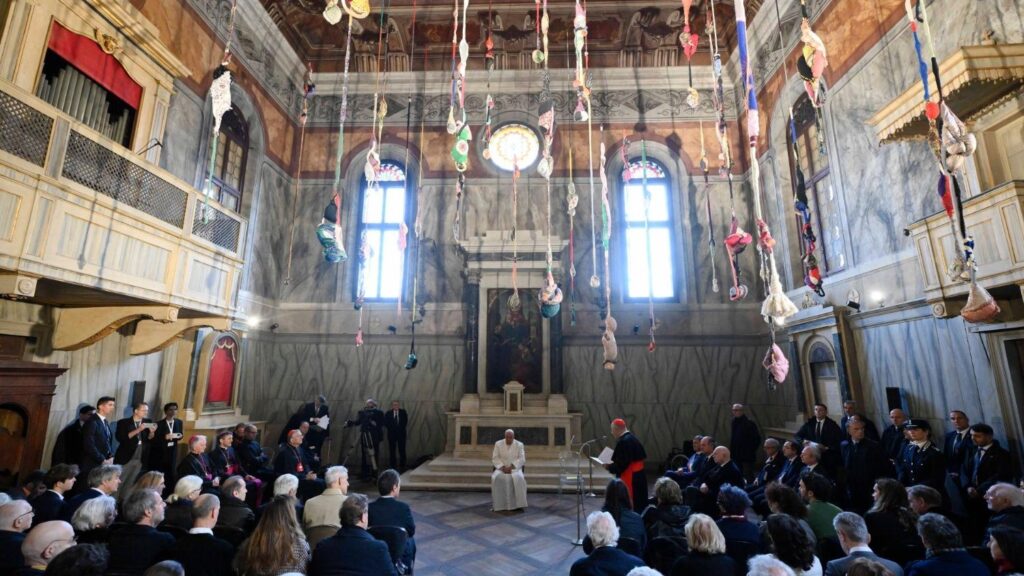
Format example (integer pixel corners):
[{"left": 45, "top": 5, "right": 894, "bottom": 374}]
[{"left": 0, "top": 273, "right": 37, "bottom": 299}]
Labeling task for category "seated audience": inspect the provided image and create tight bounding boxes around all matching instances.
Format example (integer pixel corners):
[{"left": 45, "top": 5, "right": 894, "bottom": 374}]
[
  {"left": 765, "top": 513, "right": 822, "bottom": 576},
  {"left": 107, "top": 489, "right": 176, "bottom": 576},
  {"left": 19, "top": 520, "right": 76, "bottom": 575},
  {"left": 845, "top": 557, "right": 898, "bottom": 576},
  {"left": 173, "top": 494, "right": 235, "bottom": 576},
  {"left": 162, "top": 475, "right": 202, "bottom": 532},
  {"left": 985, "top": 483, "right": 1024, "bottom": 540},
  {"left": 764, "top": 482, "right": 816, "bottom": 546},
  {"left": 310, "top": 493, "right": 396, "bottom": 576},
  {"left": 32, "top": 465, "right": 78, "bottom": 526},
  {"left": 69, "top": 495, "right": 116, "bottom": 544},
  {"left": 234, "top": 495, "right": 310, "bottom": 576},
  {"left": 688, "top": 447, "right": 744, "bottom": 516},
  {"left": 988, "top": 526, "right": 1024, "bottom": 576},
  {"left": 129, "top": 472, "right": 166, "bottom": 502},
  {"left": 7, "top": 471, "right": 47, "bottom": 503},
  {"left": 824, "top": 512, "right": 903, "bottom": 576},
  {"left": 748, "top": 554, "right": 798, "bottom": 576},
  {"left": 304, "top": 465, "right": 348, "bottom": 529},
  {"left": 842, "top": 417, "right": 893, "bottom": 514},
  {"left": 670, "top": 513, "right": 736, "bottom": 576},
  {"left": 753, "top": 442, "right": 804, "bottom": 516},
  {"left": 570, "top": 511, "right": 645, "bottom": 576},
  {"left": 906, "top": 513, "right": 988, "bottom": 576},
  {"left": 368, "top": 469, "right": 416, "bottom": 571},
  {"left": 864, "top": 479, "right": 923, "bottom": 565},
  {"left": 209, "top": 431, "right": 263, "bottom": 507},
  {"left": 238, "top": 425, "right": 274, "bottom": 479},
  {"left": 798, "top": 444, "right": 833, "bottom": 483},
  {"left": 143, "top": 560, "right": 184, "bottom": 576},
  {"left": 1, "top": 500, "right": 34, "bottom": 573},
  {"left": 217, "top": 475, "right": 255, "bottom": 534},
  {"left": 60, "top": 465, "right": 120, "bottom": 521},
  {"left": 273, "top": 429, "right": 322, "bottom": 501},
  {"left": 716, "top": 484, "right": 759, "bottom": 545},
  {"left": 642, "top": 477, "right": 691, "bottom": 543},
  {"left": 42, "top": 543, "right": 109, "bottom": 576},
  {"left": 800, "top": 473, "right": 841, "bottom": 541},
  {"left": 668, "top": 436, "right": 715, "bottom": 488},
  {"left": 585, "top": 479, "right": 647, "bottom": 555},
  {"left": 749, "top": 439, "right": 785, "bottom": 491},
  {"left": 905, "top": 485, "right": 955, "bottom": 527},
  {"left": 259, "top": 474, "right": 304, "bottom": 523},
  {"left": 176, "top": 436, "right": 220, "bottom": 492}
]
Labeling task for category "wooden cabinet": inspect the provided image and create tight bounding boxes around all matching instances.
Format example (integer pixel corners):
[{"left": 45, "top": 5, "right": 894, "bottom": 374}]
[{"left": 0, "top": 360, "right": 65, "bottom": 490}]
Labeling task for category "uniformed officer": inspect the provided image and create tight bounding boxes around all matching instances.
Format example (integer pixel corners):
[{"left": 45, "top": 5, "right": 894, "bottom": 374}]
[{"left": 898, "top": 419, "right": 947, "bottom": 493}]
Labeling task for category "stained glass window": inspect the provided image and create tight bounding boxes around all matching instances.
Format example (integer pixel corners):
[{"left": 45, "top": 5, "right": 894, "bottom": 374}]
[
  {"left": 487, "top": 123, "right": 540, "bottom": 172},
  {"left": 359, "top": 161, "right": 408, "bottom": 300},
  {"left": 621, "top": 158, "right": 676, "bottom": 300}
]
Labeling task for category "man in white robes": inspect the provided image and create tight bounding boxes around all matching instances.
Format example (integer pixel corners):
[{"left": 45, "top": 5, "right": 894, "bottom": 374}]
[{"left": 491, "top": 429, "right": 527, "bottom": 512}]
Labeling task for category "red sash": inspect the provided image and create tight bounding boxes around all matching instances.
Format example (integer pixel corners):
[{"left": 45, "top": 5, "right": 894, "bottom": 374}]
[{"left": 621, "top": 460, "right": 645, "bottom": 502}]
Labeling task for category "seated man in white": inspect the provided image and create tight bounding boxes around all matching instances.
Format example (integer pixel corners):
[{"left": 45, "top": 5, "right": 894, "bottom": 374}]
[{"left": 491, "top": 429, "right": 527, "bottom": 512}]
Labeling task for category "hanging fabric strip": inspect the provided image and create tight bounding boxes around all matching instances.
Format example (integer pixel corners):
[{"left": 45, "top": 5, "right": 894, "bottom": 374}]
[
  {"left": 680, "top": 0, "right": 699, "bottom": 109},
  {"left": 509, "top": 161, "right": 522, "bottom": 311},
  {"left": 567, "top": 145, "right": 579, "bottom": 326},
  {"left": 699, "top": 122, "right": 719, "bottom": 294},
  {"left": 599, "top": 131, "right": 616, "bottom": 370},
  {"left": 639, "top": 140, "right": 656, "bottom": 351},
  {"left": 200, "top": 0, "right": 238, "bottom": 224},
  {"left": 285, "top": 64, "right": 316, "bottom": 285}
]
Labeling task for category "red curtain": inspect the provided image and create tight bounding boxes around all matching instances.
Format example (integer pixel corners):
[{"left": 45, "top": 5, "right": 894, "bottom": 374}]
[
  {"left": 206, "top": 338, "right": 236, "bottom": 404},
  {"left": 47, "top": 22, "right": 142, "bottom": 110}
]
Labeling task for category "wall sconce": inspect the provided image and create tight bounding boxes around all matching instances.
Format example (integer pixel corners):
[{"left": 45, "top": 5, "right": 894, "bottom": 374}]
[{"left": 870, "top": 291, "right": 886, "bottom": 308}]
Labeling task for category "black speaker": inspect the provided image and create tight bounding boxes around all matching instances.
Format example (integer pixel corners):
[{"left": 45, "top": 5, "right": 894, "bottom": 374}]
[{"left": 885, "top": 387, "right": 906, "bottom": 413}]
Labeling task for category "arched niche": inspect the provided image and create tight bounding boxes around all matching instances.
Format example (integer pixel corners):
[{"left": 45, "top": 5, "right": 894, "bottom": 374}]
[{"left": 190, "top": 331, "right": 243, "bottom": 415}]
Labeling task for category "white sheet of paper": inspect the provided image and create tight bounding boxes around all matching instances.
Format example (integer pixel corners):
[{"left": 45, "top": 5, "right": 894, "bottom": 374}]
[
  {"left": 591, "top": 446, "right": 613, "bottom": 465},
  {"left": 315, "top": 415, "right": 330, "bottom": 429}
]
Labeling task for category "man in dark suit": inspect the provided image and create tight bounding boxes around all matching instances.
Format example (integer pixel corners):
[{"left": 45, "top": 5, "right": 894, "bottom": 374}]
[
  {"left": 383, "top": 401, "right": 409, "bottom": 470},
  {"left": 881, "top": 408, "right": 909, "bottom": 465},
  {"left": 106, "top": 488, "right": 176, "bottom": 575},
  {"left": 750, "top": 440, "right": 802, "bottom": 516},
  {"left": 906, "top": 513, "right": 990, "bottom": 576},
  {"left": 748, "top": 438, "right": 784, "bottom": 491},
  {"left": 216, "top": 475, "right": 255, "bottom": 534},
  {"left": 898, "top": 419, "right": 946, "bottom": 492},
  {"left": 569, "top": 511, "right": 645, "bottom": 576},
  {"left": 799, "top": 443, "right": 835, "bottom": 484},
  {"left": 280, "top": 395, "right": 330, "bottom": 460},
  {"left": 173, "top": 493, "right": 235, "bottom": 576},
  {"left": 51, "top": 405, "right": 94, "bottom": 467},
  {"left": 148, "top": 403, "right": 184, "bottom": 488},
  {"left": 687, "top": 447, "right": 744, "bottom": 515},
  {"left": 368, "top": 469, "right": 416, "bottom": 571},
  {"left": 32, "top": 464, "right": 78, "bottom": 526},
  {"left": 944, "top": 410, "right": 974, "bottom": 518},
  {"left": 963, "top": 424, "right": 1013, "bottom": 543},
  {"left": 238, "top": 424, "right": 273, "bottom": 478},
  {"left": 841, "top": 416, "right": 893, "bottom": 513},
  {"left": 795, "top": 404, "right": 843, "bottom": 466},
  {"left": 0, "top": 499, "right": 34, "bottom": 574},
  {"left": 667, "top": 435, "right": 713, "bottom": 489},
  {"left": 824, "top": 511, "right": 904, "bottom": 576},
  {"left": 114, "top": 402, "right": 154, "bottom": 465},
  {"left": 273, "top": 429, "right": 323, "bottom": 500},
  {"left": 79, "top": 396, "right": 116, "bottom": 485},
  {"left": 840, "top": 401, "right": 879, "bottom": 441},
  {"left": 729, "top": 404, "right": 761, "bottom": 480},
  {"left": 60, "top": 464, "right": 121, "bottom": 521},
  {"left": 310, "top": 494, "right": 398, "bottom": 576}
]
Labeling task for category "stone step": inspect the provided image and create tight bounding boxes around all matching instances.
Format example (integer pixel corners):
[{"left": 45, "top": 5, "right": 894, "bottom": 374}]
[{"left": 401, "top": 454, "right": 614, "bottom": 494}]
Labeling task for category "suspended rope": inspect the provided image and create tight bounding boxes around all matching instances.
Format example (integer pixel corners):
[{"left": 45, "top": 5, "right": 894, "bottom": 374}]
[
  {"left": 535, "top": 0, "right": 561, "bottom": 319},
  {"left": 679, "top": 0, "right": 699, "bottom": 109},
  {"left": 481, "top": 0, "right": 496, "bottom": 156},
  {"left": 638, "top": 139, "right": 656, "bottom": 352},
  {"left": 448, "top": 0, "right": 472, "bottom": 242},
  {"left": 365, "top": 0, "right": 392, "bottom": 189},
  {"left": 567, "top": 145, "right": 579, "bottom": 326},
  {"left": 200, "top": 0, "right": 239, "bottom": 224},
  {"left": 406, "top": 47, "right": 429, "bottom": 370},
  {"left": 599, "top": 130, "right": 616, "bottom": 370},
  {"left": 509, "top": 160, "right": 522, "bottom": 311},
  {"left": 698, "top": 121, "right": 719, "bottom": 294},
  {"left": 284, "top": 63, "right": 315, "bottom": 286},
  {"left": 396, "top": 0, "right": 418, "bottom": 322},
  {"left": 579, "top": 0, "right": 600, "bottom": 291}
]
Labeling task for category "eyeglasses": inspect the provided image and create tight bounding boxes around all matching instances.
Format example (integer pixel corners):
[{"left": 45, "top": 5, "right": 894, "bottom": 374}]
[{"left": 15, "top": 510, "right": 35, "bottom": 522}]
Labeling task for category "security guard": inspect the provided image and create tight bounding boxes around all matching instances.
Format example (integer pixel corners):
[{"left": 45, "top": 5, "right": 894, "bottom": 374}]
[{"left": 898, "top": 419, "right": 946, "bottom": 493}]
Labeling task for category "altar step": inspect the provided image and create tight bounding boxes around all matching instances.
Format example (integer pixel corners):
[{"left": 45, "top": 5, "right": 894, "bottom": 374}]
[{"left": 401, "top": 454, "right": 615, "bottom": 493}]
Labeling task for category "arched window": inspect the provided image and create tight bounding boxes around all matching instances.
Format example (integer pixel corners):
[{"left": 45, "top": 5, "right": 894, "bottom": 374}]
[
  {"left": 358, "top": 161, "right": 408, "bottom": 300},
  {"left": 789, "top": 95, "right": 845, "bottom": 274},
  {"left": 620, "top": 158, "right": 676, "bottom": 300},
  {"left": 208, "top": 106, "right": 248, "bottom": 213}
]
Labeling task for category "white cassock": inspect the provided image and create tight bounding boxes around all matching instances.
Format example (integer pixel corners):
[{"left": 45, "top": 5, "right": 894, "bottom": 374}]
[{"left": 491, "top": 439, "right": 527, "bottom": 511}]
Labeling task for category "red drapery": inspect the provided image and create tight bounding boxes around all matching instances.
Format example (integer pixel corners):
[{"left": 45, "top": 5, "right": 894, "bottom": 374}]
[
  {"left": 207, "top": 338, "right": 236, "bottom": 404},
  {"left": 47, "top": 22, "right": 142, "bottom": 110}
]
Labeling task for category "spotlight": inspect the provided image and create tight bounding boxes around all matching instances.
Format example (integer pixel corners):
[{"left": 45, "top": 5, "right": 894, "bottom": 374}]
[
  {"left": 270, "top": 323, "right": 280, "bottom": 332},
  {"left": 323, "top": 0, "right": 343, "bottom": 24},
  {"left": 246, "top": 316, "right": 260, "bottom": 328},
  {"left": 870, "top": 290, "right": 886, "bottom": 308},
  {"left": 387, "top": 325, "right": 397, "bottom": 334},
  {"left": 632, "top": 324, "right": 640, "bottom": 336}
]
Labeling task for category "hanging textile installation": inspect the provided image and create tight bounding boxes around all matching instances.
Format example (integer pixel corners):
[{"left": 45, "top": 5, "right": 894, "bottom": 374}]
[
  {"left": 200, "top": 0, "right": 238, "bottom": 224},
  {"left": 285, "top": 64, "right": 316, "bottom": 284},
  {"left": 699, "top": 122, "right": 719, "bottom": 294},
  {"left": 678, "top": 0, "right": 700, "bottom": 109},
  {"left": 449, "top": 0, "right": 471, "bottom": 242},
  {"left": 534, "top": 0, "right": 562, "bottom": 319},
  {"left": 637, "top": 139, "right": 657, "bottom": 351},
  {"left": 599, "top": 134, "right": 616, "bottom": 370},
  {"left": 400, "top": 0, "right": 421, "bottom": 370}
]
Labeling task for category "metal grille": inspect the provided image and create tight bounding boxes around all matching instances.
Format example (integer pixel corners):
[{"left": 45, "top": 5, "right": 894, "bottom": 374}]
[
  {"left": 61, "top": 131, "right": 187, "bottom": 228},
  {"left": 0, "top": 90, "right": 53, "bottom": 166},
  {"left": 192, "top": 202, "right": 241, "bottom": 252}
]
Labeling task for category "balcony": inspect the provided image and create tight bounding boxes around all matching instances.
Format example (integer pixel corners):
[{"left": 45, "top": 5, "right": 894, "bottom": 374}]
[
  {"left": 908, "top": 180, "right": 1024, "bottom": 317},
  {"left": 0, "top": 80, "right": 246, "bottom": 349}
]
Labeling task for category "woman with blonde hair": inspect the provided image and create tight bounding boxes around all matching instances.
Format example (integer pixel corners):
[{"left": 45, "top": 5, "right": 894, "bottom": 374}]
[
  {"left": 162, "top": 475, "right": 202, "bottom": 531},
  {"left": 234, "top": 495, "right": 310, "bottom": 575},
  {"left": 670, "top": 513, "right": 736, "bottom": 575}
]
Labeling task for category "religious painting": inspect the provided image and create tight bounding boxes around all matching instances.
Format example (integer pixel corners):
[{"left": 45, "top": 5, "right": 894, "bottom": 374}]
[
  {"left": 486, "top": 289, "right": 543, "bottom": 394},
  {"left": 205, "top": 334, "right": 238, "bottom": 408}
]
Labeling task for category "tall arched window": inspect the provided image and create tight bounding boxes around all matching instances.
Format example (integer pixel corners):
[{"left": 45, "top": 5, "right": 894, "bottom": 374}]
[
  {"left": 789, "top": 95, "right": 845, "bottom": 274},
  {"left": 621, "top": 158, "right": 676, "bottom": 300},
  {"left": 208, "top": 107, "right": 248, "bottom": 213},
  {"left": 358, "top": 161, "right": 408, "bottom": 300}
]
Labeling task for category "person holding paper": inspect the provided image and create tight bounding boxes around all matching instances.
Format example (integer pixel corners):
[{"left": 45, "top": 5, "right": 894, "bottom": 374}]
[
  {"left": 114, "top": 401, "right": 155, "bottom": 488},
  {"left": 606, "top": 418, "right": 648, "bottom": 513},
  {"left": 491, "top": 429, "right": 528, "bottom": 512},
  {"left": 148, "top": 403, "right": 184, "bottom": 490}
]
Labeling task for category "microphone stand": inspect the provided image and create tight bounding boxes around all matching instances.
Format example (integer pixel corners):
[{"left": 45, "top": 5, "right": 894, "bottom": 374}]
[
  {"left": 572, "top": 436, "right": 585, "bottom": 545},
  {"left": 580, "top": 437, "right": 603, "bottom": 497}
]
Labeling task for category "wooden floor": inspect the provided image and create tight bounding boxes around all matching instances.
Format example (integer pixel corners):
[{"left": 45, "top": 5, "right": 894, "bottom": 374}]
[{"left": 350, "top": 479, "right": 600, "bottom": 575}]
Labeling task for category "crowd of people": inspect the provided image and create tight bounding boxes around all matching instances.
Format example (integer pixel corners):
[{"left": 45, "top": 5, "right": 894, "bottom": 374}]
[
  {"left": 0, "top": 395, "right": 417, "bottom": 576},
  {"left": 572, "top": 402, "right": 1024, "bottom": 576}
]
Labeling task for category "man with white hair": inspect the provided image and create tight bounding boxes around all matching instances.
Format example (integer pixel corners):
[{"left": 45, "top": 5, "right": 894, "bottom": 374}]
[
  {"left": 304, "top": 465, "right": 349, "bottom": 529},
  {"left": 748, "top": 554, "right": 797, "bottom": 576},
  {"left": 491, "top": 429, "right": 528, "bottom": 512},
  {"left": 570, "top": 511, "right": 644, "bottom": 575},
  {"left": 985, "top": 482, "right": 1024, "bottom": 539},
  {"left": 258, "top": 473, "right": 305, "bottom": 521},
  {"left": 20, "top": 520, "right": 76, "bottom": 574},
  {"left": 824, "top": 511, "right": 903, "bottom": 576},
  {"left": 0, "top": 500, "right": 34, "bottom": 573}
]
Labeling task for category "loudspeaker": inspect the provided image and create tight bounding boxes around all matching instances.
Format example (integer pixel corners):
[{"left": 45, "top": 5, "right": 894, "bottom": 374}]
[{"left": 885, "top": 387, "right": 906, "bottom": 413}]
